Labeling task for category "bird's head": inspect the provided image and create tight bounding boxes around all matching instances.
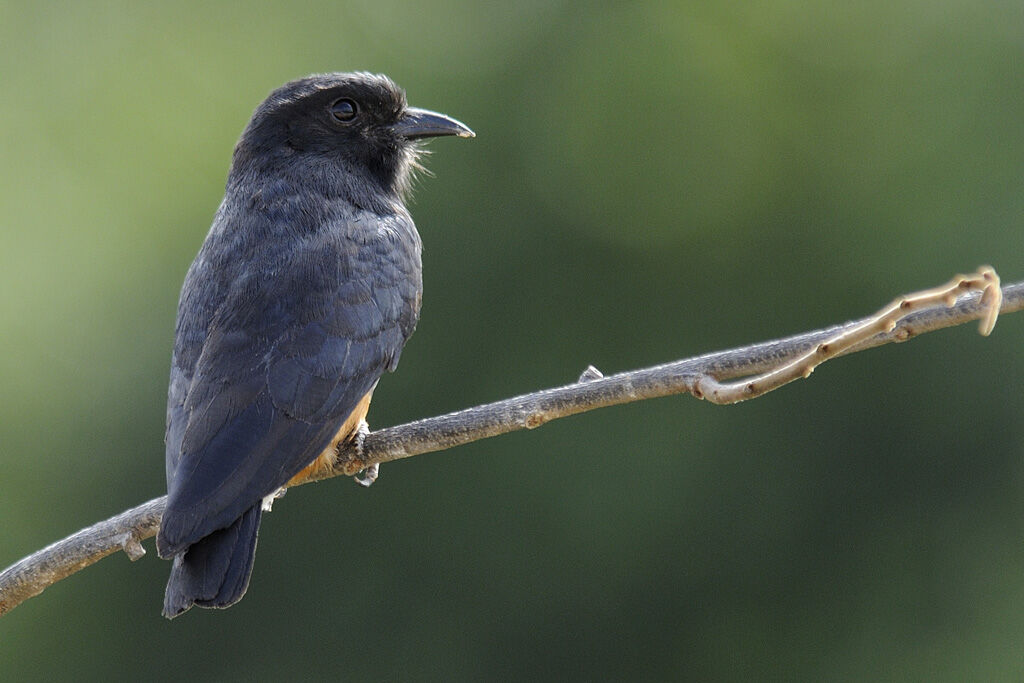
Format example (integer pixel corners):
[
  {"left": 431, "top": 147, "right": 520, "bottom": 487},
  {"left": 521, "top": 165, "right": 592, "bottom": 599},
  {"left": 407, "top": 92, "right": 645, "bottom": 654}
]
[{"left": 232, "top": 72, "right": 473, "bottom": 200}]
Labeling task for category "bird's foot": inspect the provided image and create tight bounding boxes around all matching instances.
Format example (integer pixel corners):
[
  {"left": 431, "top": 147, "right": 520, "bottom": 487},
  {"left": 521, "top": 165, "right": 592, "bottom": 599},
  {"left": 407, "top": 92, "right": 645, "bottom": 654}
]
[
  {"left": 352, "top": 420, "right": 378, "bottom": 487},
  {"left": 261, "top": 487, "right": 287, "bottom": 512}
]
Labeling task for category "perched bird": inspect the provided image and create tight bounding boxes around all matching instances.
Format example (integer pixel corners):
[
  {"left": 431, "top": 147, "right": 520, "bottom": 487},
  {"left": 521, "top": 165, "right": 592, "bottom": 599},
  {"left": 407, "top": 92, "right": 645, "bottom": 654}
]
[{"left": 155, "top": 72, "right": 473, "bottom": 618}]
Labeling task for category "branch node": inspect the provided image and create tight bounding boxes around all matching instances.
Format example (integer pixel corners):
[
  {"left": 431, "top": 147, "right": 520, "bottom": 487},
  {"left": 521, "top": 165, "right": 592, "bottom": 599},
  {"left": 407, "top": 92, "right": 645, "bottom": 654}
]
[
  {"left": 693, "top": 376, "right": 730, "bottom": 404},
  {"left": 119, "top": 533, "right": 146, "bottom": 562},
  {"left": 976, "top": 265, "right": 1001, "bottom": 336},
  {"left": 524, "top": 412, "right": 546, "bottom": 429},
  {"left": 578, "top": 365, "right": 604, "bottom": 382}
]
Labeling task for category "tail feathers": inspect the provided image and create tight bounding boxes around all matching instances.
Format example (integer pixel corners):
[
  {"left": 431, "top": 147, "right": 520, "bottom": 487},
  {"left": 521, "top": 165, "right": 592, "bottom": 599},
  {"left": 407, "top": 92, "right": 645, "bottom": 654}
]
[{"left": 162, "top": 504, "right": 262, "bottom": 619}]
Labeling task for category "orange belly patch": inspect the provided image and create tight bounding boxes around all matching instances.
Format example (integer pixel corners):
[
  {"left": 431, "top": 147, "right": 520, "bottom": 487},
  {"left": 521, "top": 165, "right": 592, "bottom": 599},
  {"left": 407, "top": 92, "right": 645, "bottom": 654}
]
[{"left": 286, "top": 390, "right": 373, "bottom": 487}]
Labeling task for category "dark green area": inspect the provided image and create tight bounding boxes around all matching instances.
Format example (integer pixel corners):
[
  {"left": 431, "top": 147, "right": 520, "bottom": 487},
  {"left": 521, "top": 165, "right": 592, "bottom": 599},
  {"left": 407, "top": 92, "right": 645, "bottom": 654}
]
[{"left": 1, "top": 1, "right": 1022, "bottom": 679}]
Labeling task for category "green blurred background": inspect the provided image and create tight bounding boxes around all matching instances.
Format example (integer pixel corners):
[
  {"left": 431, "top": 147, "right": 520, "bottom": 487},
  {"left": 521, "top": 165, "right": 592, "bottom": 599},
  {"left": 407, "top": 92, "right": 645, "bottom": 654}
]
[{"left": 2, "top": 1, "right": 1023, "bottom": 680}]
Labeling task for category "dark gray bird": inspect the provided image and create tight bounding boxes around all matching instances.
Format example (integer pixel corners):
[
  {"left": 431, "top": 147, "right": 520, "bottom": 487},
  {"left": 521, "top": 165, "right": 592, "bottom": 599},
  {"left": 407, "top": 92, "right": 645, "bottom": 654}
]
[{"left": 155, "top": 72, "right": 473, "bottom": 618}]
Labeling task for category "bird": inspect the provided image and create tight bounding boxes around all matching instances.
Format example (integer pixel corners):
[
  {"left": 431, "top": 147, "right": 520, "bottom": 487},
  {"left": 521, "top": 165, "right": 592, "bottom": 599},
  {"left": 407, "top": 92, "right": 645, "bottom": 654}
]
[{"left": 155, "top": 72, "right": 473, "bottom": 618}]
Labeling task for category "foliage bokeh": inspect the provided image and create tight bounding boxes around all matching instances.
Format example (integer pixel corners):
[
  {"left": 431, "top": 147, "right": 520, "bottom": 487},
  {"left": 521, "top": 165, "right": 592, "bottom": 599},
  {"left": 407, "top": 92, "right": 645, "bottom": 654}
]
[{"left": 1, "top": 1, "right": 1022, "bottom": 679}]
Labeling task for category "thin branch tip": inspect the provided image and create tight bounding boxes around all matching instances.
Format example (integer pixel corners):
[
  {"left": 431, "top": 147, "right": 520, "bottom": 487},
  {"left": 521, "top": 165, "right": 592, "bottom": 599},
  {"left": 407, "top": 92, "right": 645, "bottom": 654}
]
[{"left": 667, "top": 266, "right": 1002, "bottom": 406}]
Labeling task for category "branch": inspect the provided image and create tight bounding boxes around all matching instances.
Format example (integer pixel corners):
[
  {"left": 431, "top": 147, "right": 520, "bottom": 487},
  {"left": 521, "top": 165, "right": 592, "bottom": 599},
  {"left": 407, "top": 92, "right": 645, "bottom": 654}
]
[{"left": 2, "top": 272, "right": 1022, "bottom": 617}]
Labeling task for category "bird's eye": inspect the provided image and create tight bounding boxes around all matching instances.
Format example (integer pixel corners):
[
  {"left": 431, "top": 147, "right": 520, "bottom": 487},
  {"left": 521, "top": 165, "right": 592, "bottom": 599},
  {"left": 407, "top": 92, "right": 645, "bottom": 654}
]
[{"left": 330, "top": 98, "right": 358, "bottom": 122}]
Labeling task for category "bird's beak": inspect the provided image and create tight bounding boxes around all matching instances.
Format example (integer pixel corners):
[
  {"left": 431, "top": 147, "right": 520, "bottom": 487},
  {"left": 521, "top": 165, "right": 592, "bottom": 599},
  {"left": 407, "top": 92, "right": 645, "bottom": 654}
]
[{"left": 392, "top": 107, "right": 475, "bottom": 140}]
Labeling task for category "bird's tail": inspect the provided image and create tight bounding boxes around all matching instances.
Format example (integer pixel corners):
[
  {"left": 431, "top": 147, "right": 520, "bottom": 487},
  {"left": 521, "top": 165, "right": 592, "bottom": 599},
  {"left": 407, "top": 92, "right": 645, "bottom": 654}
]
[{"left": 162, "top": 504, "right": 262, "bottom": 619}]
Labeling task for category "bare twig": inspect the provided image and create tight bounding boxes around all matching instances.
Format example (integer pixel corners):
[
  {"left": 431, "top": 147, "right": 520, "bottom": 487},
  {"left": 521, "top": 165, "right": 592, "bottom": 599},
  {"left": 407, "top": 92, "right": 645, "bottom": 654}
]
[
  {"left": 2, "top": 273, "right": 1022, "bottom": 617},
  {"left": 695, "top": 266, "right": 1002, "bottom": 404}
]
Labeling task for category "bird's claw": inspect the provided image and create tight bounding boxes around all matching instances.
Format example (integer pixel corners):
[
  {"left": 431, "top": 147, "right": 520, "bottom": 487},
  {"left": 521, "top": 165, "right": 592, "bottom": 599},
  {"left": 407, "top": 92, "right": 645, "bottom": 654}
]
[
  {"left": 261, "top": 487, "right": 287, "bottom": 512},
  {"left": 351, "top": 420, "right": 378, "bottom": 487},
  {"left": 354, "top": 463, "right": 379, "bottom": 487}
]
